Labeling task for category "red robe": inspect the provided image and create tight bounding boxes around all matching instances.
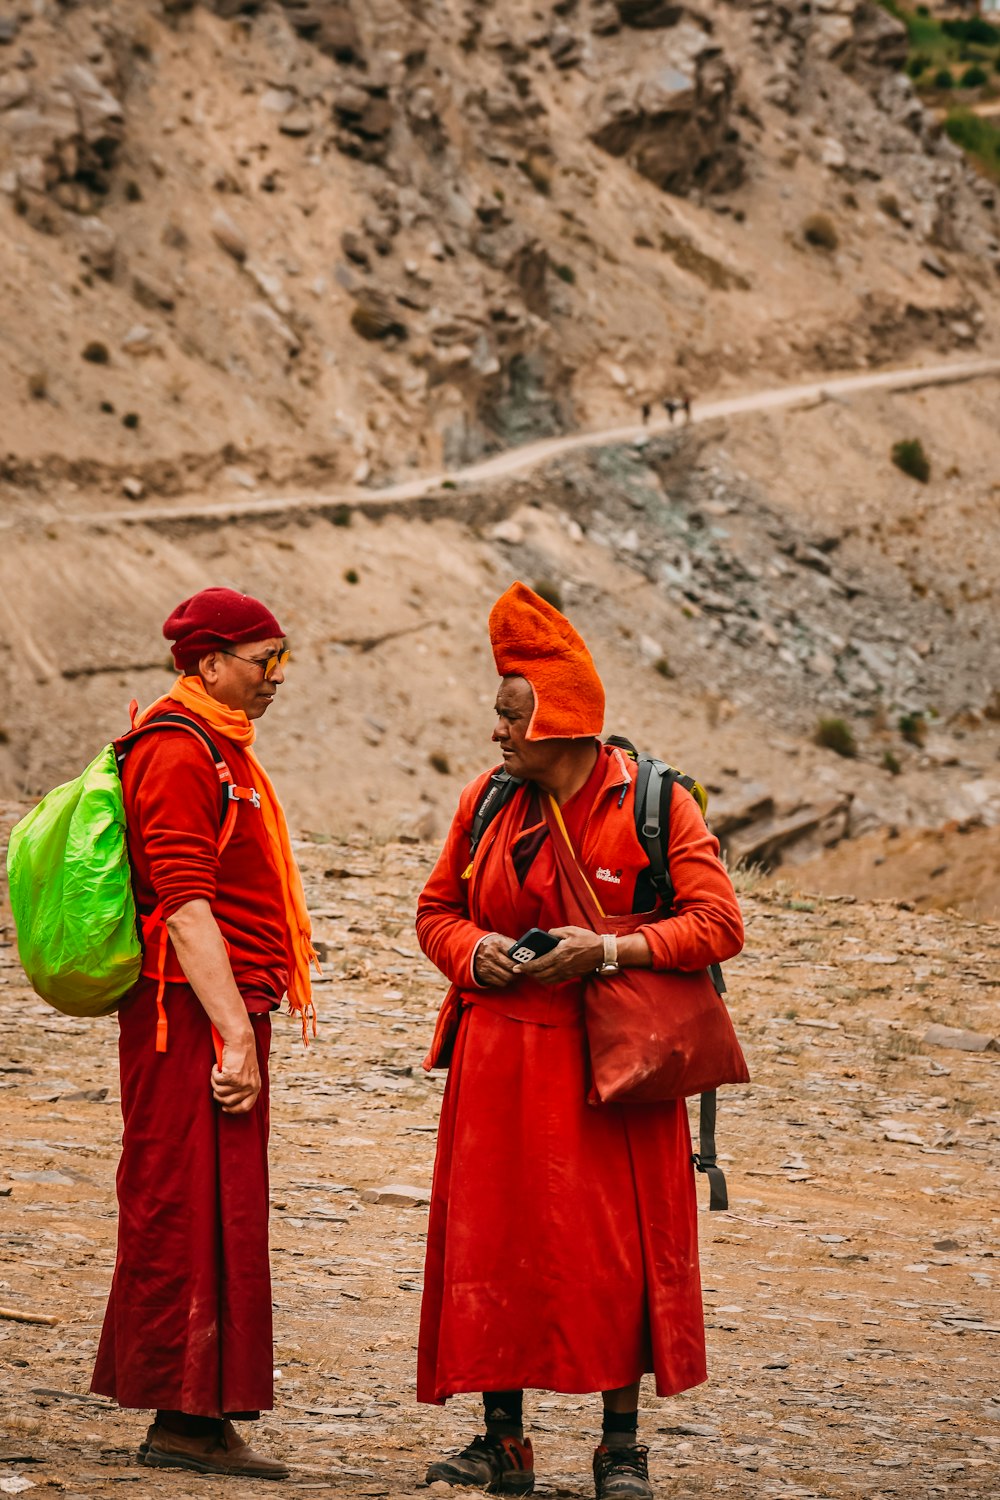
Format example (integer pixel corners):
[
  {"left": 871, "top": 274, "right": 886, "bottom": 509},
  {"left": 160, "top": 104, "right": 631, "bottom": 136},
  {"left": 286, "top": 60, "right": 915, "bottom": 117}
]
[
  {"left": 91, "top": 711, "right": 286, "bottom": 1416},
  {"left": 416, "top": 745, "right": 744, "bottom": 1404}
]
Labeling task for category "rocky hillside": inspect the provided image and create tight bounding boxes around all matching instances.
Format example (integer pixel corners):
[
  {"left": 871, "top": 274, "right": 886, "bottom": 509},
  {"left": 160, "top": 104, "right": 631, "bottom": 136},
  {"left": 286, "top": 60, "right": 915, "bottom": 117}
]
[{"left": 2, "top": 0, "right": 999, "bottom": 491}]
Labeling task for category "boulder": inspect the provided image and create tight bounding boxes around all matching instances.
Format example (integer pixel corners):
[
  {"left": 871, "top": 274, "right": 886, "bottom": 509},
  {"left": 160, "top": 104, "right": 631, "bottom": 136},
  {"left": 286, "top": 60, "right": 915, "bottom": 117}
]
[
  {"left": 828, "top": 1, "right": 908, "bottom": 74},
  {"left": 349, "top": 286, "right": 407, "bottom": 341},
  {"left": 588, "top": 24, "right": 742, "bottom": 195},
  {"left": 549, "top": 27, "right": 583, "bottom": 68},
  {"left": 615, "top": 1, "right": 692, "bottom": 26},
  {"left": 246, "top": 301, "right": 301, "bottom": 360},
  {"left": 0, "top": 64, "right": 124, "bottom": 212},
  {"left": 211, "top": 208, "right": 248, "bottom": 262},
  {"left": 131, "top": 268, "right": 176, "bottom": 311},
  {"left": 333, "top": 83, "right": 394, "bottom": 160},
  {"left": 76, "top": 216, "right": 117, "bottom": 277},
  {"left": 0, "top": 73, "right": 30, "bottom": 112},
  {"left": 726, "top": 798, "right": 852, "bottom": 871},
  {"left": 210, "top": 1, "right": 363, "bottom": 62}
]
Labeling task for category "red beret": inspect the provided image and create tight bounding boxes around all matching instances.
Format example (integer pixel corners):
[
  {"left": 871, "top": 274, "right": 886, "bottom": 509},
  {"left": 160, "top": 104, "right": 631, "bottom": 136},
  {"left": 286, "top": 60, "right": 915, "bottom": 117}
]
[
  {"left": 489, "top": 581, "right": 605, "bottom": 740},
  {"left": 163, "top": 588, "right": 284, "bottom": 670}
]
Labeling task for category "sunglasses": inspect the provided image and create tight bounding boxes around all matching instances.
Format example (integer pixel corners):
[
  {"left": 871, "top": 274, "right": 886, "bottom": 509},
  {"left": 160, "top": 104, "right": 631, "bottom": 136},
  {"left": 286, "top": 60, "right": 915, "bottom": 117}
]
[{"left": 219, "top": 647, "right": 291, "bottom": 681}]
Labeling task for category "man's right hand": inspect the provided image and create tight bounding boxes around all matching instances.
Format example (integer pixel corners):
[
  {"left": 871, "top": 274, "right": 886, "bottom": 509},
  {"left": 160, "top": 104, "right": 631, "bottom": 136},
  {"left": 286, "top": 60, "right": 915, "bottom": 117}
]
[
  {"left": 473, "top": 933, "right": 520, "bottom": 989},
  {"left": 211, "top": 1037, "right": 261, "bottom": 1114}
]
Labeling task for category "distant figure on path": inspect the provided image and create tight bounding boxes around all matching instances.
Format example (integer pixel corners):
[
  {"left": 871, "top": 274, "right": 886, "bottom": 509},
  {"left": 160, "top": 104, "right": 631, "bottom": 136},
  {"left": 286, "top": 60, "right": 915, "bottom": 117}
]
[
  {"left": 640, "top": 401, "right": 651, "bottom": 424},
  {"left": 414, "top": 582, "right": 744, "bottom": 1499},
  {"left": 663, "top": 393, "right": 693, "bottom": 425},
  {"left": 91, "top": 588, "right": 317, "bottom": 1479}
]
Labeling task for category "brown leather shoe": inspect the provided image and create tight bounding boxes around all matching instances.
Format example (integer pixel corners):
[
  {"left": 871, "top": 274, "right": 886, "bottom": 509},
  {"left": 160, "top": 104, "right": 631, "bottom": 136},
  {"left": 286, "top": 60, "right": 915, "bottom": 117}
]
[{"left": 142, "top": 1421, "right": 289, "bottom": 1479}]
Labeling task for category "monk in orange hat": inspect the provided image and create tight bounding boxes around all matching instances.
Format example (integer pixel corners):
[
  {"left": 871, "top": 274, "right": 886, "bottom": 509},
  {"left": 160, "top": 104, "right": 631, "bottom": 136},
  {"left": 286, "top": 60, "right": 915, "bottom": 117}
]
[
  {"left": 415, "top": 582, "right": 744, "bottom": 1500},
  {"left": 91, "top": 588, "right": 317, "bottom": 1479}
]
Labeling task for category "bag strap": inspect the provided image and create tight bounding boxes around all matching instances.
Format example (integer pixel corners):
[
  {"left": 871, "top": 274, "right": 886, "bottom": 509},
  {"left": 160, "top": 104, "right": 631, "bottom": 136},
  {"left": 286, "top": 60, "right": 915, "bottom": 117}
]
[
  {"left": 542, "top": 795, "right": 608, "bottom": 925},
  {"left": 692, "top": 1090, "right": 729, "bottom": 1212},
  {"left": 469, "top": 767, "right": 522, "bottom": 860},
  {"left": 117, "top": 713, "right": 241, "bottom": 1060},
  {"left": 548, "top": 782, "right": 732, "bottom": 1213},
  {"left": 635, "top": 755, "right": 727, "bottom": 998}
]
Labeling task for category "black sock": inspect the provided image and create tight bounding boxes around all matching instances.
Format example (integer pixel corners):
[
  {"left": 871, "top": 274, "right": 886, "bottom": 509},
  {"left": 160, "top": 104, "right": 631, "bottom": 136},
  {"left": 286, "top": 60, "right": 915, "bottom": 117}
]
[
  {"left": 156, "top": 1410, "right": 223, "bottom": 1439},
  {"left": 602, "top": 1408, "right": 638, "bottom": 1450},
  {"left": 483, "top": 1389, "right": 524, "bottom": 1440}
]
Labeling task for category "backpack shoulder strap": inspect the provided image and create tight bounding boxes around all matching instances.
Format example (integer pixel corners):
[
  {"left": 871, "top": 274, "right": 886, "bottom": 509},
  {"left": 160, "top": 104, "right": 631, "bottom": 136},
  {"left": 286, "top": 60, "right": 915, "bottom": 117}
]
[
  {"left": 634, "top": 755, "right": 680, "bottom": 909},
  {"left": 634, "top": 754, "right": 727, "bottom": 997},
  {"left": 468, "top": 768, "right": 522, "bottom": 861},
  {"left": 115, "top": 713, "right": 240, "bottom": 843}
]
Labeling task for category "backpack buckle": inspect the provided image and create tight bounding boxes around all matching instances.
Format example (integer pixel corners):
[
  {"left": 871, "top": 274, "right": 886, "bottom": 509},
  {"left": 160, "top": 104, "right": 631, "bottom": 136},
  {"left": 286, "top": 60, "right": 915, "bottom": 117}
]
[{"left": 228, "top": 785, "right": 261, "bottom": 810}]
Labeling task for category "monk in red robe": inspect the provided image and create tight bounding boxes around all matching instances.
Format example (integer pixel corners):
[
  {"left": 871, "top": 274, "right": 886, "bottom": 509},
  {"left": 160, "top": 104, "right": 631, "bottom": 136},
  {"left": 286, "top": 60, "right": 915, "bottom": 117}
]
[
  {"left": 91, "top": 588, "right": 317, "bottom": 1479},
  {"left": 416, "top": 583, "right": 744, "bottom": 1500}
]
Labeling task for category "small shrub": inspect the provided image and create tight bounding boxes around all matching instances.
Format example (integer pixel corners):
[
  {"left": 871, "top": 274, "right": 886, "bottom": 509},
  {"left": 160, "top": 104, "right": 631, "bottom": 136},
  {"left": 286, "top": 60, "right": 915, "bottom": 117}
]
[
  {"left": 934, "top": 68, "right": 955, "bottom": 89},
  {"left": 802, "top": 213, "right": 839, "bottom": 251},
  {"left": 908, "top": 54, "right": 930, "bottom": 78},
  {"left": 877, "top": 191, "right": 901, "bottom": 219},
  {"left": 728, "top": 858, "right": 766, "bottom": 895},
  {"left": 960, "top": 64, "right": 988, "bottom": 88},
  {"left": 532, "top": 577, "right": 564, "bottom": 611},
  {"left": 945, "top": 107, "right": 1000, "bottom": 176},
  {"left": 330, "top": 504, "right": 352, "bottom": 527},
  {"left": 0, "top": 726, "right": 9, "bottom": 745},
  {"left": 881, "top": 749, "right": 902, "bottom": 776},
  {"left": 122, "top": 411, "right": 140, "bottom": 429},
  {"left": 428, "top": 751, "right": 451, "bottom": 775},
  {"left": 891, "top": 438, "right": 930, "bottom": 483},
  {"left": 815, "top": 717, "right": 857, "bottom": 758},
  {"left": 82, "top": 340, "right": 110, "bottom": 364},
  {"left": 27, "top": 370, "right": 47, "bottom": 399},
  {"left": 653, "top": 656, "right": 674, "bottom": 680},
  {"left": 966, "top": 16, "right": 999, "bottom": 45},
  {"left": 344, "top": 567, "right": 359, "bottom": 585},
  {"left": 898, "top": 711, "right": 927, "bottom": 747},
  {"left": 554, "top": 263, "right": 576, "bottom": 285}
]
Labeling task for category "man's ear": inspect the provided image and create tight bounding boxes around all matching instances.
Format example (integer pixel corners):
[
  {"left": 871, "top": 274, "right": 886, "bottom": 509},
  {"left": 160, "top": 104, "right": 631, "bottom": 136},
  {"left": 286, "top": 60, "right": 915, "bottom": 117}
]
[{"left": 198, "top": 650, "right": 221, "bottom": 685}]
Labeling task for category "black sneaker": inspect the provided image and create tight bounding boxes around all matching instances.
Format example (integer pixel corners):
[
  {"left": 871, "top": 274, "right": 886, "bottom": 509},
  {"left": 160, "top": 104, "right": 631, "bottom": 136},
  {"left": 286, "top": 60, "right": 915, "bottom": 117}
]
[
  {"left": 593, "top": 1442, "right": 653, "bottom": 1499},
  {"left": 426, "top": 1432, "right": 535, "bottom": 1494}
]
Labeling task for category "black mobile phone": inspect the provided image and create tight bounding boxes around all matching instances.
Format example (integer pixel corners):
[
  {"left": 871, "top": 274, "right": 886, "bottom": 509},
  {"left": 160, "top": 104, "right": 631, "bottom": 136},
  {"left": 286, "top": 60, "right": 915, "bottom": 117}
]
[{"left": 508, "top": 928, "right": 561, "bottom": 964}]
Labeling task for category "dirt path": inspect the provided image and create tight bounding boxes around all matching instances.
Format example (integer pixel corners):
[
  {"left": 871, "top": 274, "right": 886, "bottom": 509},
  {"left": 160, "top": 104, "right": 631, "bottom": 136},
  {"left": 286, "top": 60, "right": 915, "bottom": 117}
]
[
  {"left": 2, "top": 842, "right": 999, "bottom": 1498},
  {"left": 14, "top": 356, "right": 1000, "bottom": 533}
]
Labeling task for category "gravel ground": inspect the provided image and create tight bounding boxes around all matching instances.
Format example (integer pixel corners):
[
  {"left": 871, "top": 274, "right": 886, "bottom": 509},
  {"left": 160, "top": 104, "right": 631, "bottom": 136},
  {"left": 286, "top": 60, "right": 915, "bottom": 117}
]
[{"left": 1, "top": 839, "right": 999, "bottom": 1499}]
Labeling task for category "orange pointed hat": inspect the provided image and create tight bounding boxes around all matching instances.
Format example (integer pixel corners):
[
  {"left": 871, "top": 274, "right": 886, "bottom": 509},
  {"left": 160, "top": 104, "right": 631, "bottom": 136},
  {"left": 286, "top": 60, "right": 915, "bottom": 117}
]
[{"left": 489, "top": 581, "right": 605, "bottom": 741}]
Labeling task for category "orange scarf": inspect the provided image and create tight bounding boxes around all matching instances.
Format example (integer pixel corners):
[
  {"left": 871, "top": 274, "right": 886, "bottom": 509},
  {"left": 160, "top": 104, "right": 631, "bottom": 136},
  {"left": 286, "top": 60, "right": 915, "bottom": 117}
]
[{"left": 135, "top": 676, "right": 319, "bottom": 1042}]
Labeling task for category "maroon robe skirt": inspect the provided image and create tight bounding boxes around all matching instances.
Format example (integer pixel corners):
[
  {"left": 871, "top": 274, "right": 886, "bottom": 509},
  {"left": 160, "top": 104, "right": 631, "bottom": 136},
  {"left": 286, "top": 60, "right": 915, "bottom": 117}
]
[{"left": 91, "top": 980, "right": 274, "bottom": 1416}]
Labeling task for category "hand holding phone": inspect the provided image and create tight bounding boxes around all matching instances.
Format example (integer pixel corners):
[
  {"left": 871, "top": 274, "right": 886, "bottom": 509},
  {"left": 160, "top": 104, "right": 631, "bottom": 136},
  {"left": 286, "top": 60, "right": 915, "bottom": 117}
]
[{"left": 508, "top": 928, "right": 561, "bottom": 964}]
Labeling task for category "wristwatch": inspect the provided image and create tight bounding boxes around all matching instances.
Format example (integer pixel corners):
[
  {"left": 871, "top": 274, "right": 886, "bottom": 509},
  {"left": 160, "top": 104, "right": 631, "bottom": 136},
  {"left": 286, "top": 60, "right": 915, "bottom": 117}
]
[{"left": 597, "top": 934, "right": 620, "bottom": 974}]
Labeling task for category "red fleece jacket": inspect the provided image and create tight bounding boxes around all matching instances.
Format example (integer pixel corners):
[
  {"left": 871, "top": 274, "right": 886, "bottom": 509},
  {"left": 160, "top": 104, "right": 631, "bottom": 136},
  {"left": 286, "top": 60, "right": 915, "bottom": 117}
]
[
  {"left": 417, "top": 747, "right": 745, "bottom": 989},
  {"left": 120, "top": 710, "right": 289, "bottom": 1009}
]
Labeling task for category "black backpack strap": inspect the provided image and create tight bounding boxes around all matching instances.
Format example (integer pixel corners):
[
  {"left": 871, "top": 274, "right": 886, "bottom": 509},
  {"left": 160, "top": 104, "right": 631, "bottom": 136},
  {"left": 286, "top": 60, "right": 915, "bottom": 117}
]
[
  {"left": 635, "top": 755, "right": 678, "bottom": 909},
  {"left": 692, "top": 1090, "right": 729, "bottom": 1212},
  {"left": 635, "top": 754, "right": 727, "bottom": 997},
  {"left": 604, "top": 733, "right": 638, "bottom": 758},
  {"left": 468, "top": 768, "right": 522, "bottom": 860},
  {"left": 115, "top": 714, "right": 234, "bottom": 830}
]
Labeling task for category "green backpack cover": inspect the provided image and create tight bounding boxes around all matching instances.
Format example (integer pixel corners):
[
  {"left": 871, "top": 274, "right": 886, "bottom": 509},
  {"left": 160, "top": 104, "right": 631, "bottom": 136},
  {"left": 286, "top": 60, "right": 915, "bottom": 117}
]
[{"left": 6, "top": 745, "right": 142, "bottom": 1016}]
